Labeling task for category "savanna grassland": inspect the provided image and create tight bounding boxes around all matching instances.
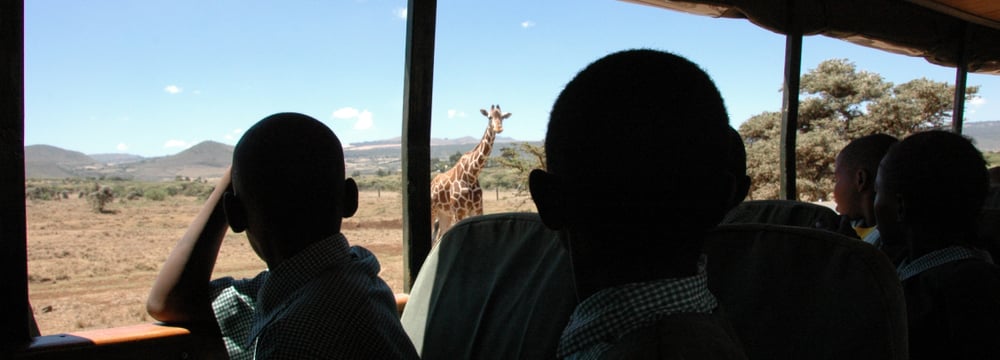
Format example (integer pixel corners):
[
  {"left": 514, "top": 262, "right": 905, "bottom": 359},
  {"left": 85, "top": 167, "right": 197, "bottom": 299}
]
[{"left": 26, "top": 187, "right": 535, "bottom": 335}]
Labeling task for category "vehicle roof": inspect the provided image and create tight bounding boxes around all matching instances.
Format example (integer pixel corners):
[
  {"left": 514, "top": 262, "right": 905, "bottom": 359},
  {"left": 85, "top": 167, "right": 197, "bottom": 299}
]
[{"left": 624, "top": 0, "right": 1000, "bottom": 75}]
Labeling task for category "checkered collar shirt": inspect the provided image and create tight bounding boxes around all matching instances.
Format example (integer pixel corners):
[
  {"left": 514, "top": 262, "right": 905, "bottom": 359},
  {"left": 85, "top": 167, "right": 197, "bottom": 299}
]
[
  {"left": 248, "top": 233, "right": 355, "bottom": 340},
  {"left": 557, "top": 255, "right": 718, "bottom": 360},
  {"left": 210, "top": 233, "right": 419, "bottom": 360},
  {"left": 897, "top": 245, "right": 994, "bottom": 281}
]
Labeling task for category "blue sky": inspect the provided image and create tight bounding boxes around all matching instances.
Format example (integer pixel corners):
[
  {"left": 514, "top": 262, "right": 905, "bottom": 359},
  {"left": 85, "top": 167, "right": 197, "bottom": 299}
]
[{"left": 24, "top": 0, "right": 1000, "bottom": 157}]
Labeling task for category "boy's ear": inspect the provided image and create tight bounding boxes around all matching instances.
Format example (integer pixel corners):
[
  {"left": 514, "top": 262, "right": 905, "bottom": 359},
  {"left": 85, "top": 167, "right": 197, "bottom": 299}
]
[
  {"left": 223, "top": 191, "right": 247, "bottom": 233},
  {"left": 856, "top": 168, "right": 872, "bottom": 191},
  {"left": 529, "top": 169, "right": 567, "bottom": 230},
  {"left": 342, "top": 178, "right": 359, "bottom": 218}
]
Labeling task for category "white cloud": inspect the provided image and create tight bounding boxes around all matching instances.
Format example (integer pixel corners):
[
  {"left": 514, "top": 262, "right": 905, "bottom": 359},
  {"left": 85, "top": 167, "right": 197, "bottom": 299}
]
[
  {"left": 447, "top": 109, "right": 467, "bottom": 118},
  {"left": 116, "top": 143, "right": 128, "bottom": 151},
  {"left": 521, "top": 20, "right": 535, "bottom": 29},
  {"left": 164, "top": 139, "right": 190, "bottom": 149},
  {"left": 332, "top": 107, "right": 361, "bottom": 119},
  {"left": 223, "top": 128, "right": 243, "bottom": 141},
  {"left": 333, "top": 107, "right": 374, "bottom": 130},
  {"left": 164, "top": 85, "right": 182, "bottom": 94},
  {"left": 354, "top": 110, "right": 374, "bottom": 130},
  {"left": 395, "top": 7, "right": 407, "bottom": 20},
  {"left": 967, "top": 97, "right": 986, "bottom": 116}
]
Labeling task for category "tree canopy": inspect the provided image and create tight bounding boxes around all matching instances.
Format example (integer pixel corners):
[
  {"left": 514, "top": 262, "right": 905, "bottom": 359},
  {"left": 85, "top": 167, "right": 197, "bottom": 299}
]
[{"left": 739, "top": 58, "right": 979, "bottom": 201}]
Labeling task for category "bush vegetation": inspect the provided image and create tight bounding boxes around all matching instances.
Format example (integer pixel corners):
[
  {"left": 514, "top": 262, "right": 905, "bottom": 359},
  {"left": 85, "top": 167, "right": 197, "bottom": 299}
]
[
  {"left": 25, "top": 134, "right": 999, "bottom": 212},
  {"left": 24, "top": 155, "right": 543, "bottom": 212},
  {"left": 347, "top": 142, "right": 545, "bottom": 196},
  {"left": 739, "top": 58, "right": 981, "bottom": 201},
  {"left": 25, "top": 178, "right": 217, "bottom": 212}
]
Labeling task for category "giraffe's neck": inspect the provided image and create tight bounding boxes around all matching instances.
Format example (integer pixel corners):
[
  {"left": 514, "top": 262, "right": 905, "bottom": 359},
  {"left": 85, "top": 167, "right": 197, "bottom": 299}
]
[{"left": 459, "top": 126, "right": 496, "bottom": 179}]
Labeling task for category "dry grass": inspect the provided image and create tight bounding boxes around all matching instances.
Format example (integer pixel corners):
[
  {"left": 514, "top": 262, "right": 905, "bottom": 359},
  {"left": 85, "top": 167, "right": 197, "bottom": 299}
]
[{"left": 27, "top": 189, "right": 535, "bottom": 335}]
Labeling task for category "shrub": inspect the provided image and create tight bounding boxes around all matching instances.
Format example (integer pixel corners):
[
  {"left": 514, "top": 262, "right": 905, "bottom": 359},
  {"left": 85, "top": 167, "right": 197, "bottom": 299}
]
[
  {"left": 26, "top": 186, "right": 54, "bottom": 201},
  {"left": 126, "top": 190, "right": 143, "bottom": 200},
  {"left": 87, "top": 186, "right": 114, "bottom": 213},
  {"left": 145, "top": 188, "right": 167, "bottom": 201},
  {"left": 354, "top": 174, "right": 402, "bottom": 192},
  {"left": 179, "top": 182, "right": 214, "bottom": 198}
]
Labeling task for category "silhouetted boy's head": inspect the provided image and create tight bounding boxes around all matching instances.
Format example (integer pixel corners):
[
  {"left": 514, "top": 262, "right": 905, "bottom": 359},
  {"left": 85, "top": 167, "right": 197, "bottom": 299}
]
[
  {"left": 726, "top": 126, "right": 751, "bottom": 210},
  {"left": 833, "top": 133, "right": 898, "bottom": 221},
  {"left": 875, "top": 130, "right": 987, "bottom": 245},
  {"left": 225, "top": 112, "right": 358, "bottom": 263},
  {"left": 531, "top": 49, "right": 734, "bottom": 230}
]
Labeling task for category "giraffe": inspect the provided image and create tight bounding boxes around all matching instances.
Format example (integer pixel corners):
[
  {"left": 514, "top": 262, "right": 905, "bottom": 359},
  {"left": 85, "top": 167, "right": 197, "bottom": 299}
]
[{"left": 430, "top": 104, "right": 512, "bottom": 243}]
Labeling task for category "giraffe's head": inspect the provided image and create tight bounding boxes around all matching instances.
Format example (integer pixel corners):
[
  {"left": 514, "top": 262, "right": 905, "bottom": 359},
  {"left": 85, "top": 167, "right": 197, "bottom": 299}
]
[{"left": 480, "top": 104, "right": 511, "bottom": 133}]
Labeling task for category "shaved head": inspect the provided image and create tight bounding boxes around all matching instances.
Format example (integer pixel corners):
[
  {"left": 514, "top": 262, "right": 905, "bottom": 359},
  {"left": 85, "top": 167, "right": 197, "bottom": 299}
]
[{"left": 232, "top": 112, "right": 348, "bottom": 237}]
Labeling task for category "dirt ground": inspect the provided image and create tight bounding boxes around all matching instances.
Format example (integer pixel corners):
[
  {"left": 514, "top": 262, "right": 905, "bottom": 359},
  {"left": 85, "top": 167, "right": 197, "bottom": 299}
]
[{"left": 26, "top": 189, "right": 535, "bottom": 335}]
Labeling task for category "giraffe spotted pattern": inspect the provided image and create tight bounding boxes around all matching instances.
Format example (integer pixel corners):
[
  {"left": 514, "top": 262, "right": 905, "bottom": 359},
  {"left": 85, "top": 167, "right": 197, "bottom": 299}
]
[{"left": 430, "top": 104, "right": 512, "bottom": 243}]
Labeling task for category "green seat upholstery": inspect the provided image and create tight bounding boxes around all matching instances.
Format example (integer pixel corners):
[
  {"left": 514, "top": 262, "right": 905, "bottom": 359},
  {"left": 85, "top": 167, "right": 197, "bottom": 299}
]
[
  {"left": 704, "top": 223, "right": 908, "bottom": 360},
  {"left": 400, "top": 212, "right": 576, "bottom": 360},
  {"left": 721, "top": 200, "right": 840, "bottom": 229}
]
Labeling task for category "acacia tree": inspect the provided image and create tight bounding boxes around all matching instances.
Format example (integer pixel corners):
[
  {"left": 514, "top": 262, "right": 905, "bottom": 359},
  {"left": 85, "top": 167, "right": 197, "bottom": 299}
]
[
  {"left": 495, "top": 142, "right": 546, "bottom": 194},
  {"left": 739, "top": 58, "right": 979, "bottom": 201}
]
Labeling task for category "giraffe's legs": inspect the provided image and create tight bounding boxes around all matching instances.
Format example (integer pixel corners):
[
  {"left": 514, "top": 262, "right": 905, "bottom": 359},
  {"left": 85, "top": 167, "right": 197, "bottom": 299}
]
[
  {"left": 434, "top": 215, "right": 455, "bottom": 245},
  {"left": 431, "top": 219, "right": 440, "bottom": 244},
  {"left": 471, "top": 188, "right": 483, "bottom": 216}
]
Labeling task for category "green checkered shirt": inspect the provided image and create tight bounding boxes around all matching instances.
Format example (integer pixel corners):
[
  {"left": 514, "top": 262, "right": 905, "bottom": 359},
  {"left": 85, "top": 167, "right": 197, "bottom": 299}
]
[
  {"left": 897, "top": 245, "right": 994, "bottom": 281},
  {"left": 557, "top": 255, "right": 718, "bottom": 359},
  {"left": 209, "top": 233, "right": 418, "bottom": 359}
]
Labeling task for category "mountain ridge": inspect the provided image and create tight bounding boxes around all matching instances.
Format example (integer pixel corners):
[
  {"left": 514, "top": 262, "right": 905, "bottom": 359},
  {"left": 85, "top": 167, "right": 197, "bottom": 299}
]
[
  {"left": 25, "top": 123, "right": 1000, "bottom": 181},
  {"left": 24, "top": 136, "right": 532, "bottom": 181}
]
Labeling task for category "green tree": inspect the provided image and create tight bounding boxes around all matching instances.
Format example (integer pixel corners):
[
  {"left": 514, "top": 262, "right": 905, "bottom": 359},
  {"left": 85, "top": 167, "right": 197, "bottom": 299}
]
[
  {"left": 432, "top": 151, "right": 464, "bottom": 174},
  {"left": 494, "top": 142, "right": 546, "bottom": 194},
  {"left": 739, "top": 58, "right": 979, "bottom": 201}
]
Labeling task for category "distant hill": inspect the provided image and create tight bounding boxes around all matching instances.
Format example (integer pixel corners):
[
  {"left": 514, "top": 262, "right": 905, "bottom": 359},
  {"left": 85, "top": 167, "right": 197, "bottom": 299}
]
[
  {"left": 342, "top": 137, "right": 539, "bottom": 175},
  {"left": 25, "top": 145, "right": 95, "bottom": 164},
  {"left": 347, "top": 135, "right": 519, "bottom": 148},
  {"left": 124, "top": 141, "right": 235, "bottom": 181},
  {"left": 964, "top": 121, "right": 1000, "bottom": 152},
  {"left": 24, "top": 145, "right": 99, "bottom": 179},
  {"left": 24, "top": 141, "right": 235, "bottom": 181},
  {"left": 89, "top": 153, "right": 144, "bottom": 165},
  {"left": 25, "top": 137, "right": 536, "bottom": 181},
  {"left": 24, "top": 124, "right": 1000, "bottom": 181}
]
